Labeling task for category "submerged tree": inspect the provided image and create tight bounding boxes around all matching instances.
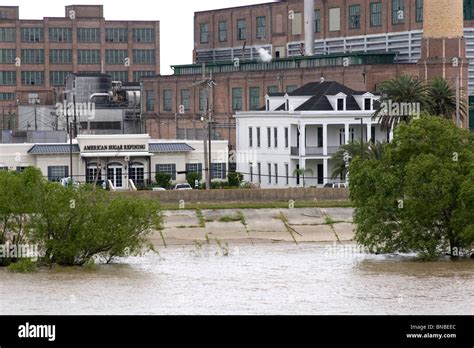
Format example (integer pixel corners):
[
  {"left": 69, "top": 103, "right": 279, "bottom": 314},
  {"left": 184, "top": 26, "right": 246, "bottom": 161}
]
[{"left": 349, "top": 115, "right": 474, "bottom": 260}]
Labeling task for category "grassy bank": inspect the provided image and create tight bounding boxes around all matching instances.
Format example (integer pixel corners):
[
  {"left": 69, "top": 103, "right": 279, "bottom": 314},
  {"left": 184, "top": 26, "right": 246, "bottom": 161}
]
[{"left": 160, "top": 200, "right": 352, "bottom": 211}]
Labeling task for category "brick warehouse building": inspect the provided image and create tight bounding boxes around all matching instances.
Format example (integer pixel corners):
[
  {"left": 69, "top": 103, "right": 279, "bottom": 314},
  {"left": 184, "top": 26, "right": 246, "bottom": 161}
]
[
  {"left": 142, "top": 0, "right": 473, "bottom": 149},
  {"left": 0, "top": 5, "right": 159, "bottom": 130}
]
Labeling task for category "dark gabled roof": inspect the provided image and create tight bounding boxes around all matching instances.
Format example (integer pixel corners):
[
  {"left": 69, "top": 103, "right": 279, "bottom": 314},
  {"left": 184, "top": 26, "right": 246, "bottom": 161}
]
[
  {"left": 268, "top": 93, "right": 286, "bottom": 97},
  {"left": 149, "top": 143, "right": 195, "bottom": 153},
  {"left": 275, "top": 103, "right": 286, "bottom": 111},
  {"left": 292, "top": 81, "right": 374, "bottom": 111},
  {"left": 28, "top": 144, "right": 80, "bottom": 155}
]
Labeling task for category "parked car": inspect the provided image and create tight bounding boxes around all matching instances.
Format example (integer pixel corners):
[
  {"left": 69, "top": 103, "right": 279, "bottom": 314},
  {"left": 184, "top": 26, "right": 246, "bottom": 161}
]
[
  {"left": 173, "top": 183, "right": 193, "bottom": 191},
  {"left": 323, "top": 183, "right": 347, "bottom": 189},
  {"left": 152, "top": 187, "right": 167, "bottom": 192},
  {"left": 60, "top": 177, "right": 81, "bottom": 188}
]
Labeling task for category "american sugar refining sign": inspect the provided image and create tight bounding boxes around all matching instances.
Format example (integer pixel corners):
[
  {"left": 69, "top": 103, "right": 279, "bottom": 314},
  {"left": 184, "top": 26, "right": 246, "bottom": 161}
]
[{"left": 84, "top": 144, "right": 146, "bottom": 151}]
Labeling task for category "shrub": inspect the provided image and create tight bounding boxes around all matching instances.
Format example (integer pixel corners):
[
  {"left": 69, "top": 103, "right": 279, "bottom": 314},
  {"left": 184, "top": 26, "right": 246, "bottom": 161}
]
[
  {"left": 7, "top": 259, "right": 37, "bottom": 273},
  {"left": 155, "top": 173, "right": 172, "bottom": 189},
  {"left": 228, "top": 172, "right": 243, "bottom": 187},
  {"left": 186, "top": 171, "right": 202, "bottom": 188}
]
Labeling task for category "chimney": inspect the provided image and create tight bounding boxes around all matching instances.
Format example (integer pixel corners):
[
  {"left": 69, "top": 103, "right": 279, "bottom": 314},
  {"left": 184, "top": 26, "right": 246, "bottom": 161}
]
[{"left": 304, "top": 0, "right": 315, "bottom": 56}]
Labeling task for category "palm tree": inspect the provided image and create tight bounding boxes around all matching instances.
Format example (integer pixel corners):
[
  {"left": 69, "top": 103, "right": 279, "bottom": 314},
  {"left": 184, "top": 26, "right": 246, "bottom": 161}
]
[
  {"left": 373, "top": 75, "right": 428, "bottom": 131},
  {"left": 293, "top": 168, "right": 313, "bottom": 188},
  {"left": 331, "top": 141, "right": 386, "bottom": 180},
  {"left": 427, "top": 77, "right": 467, "bottom": 122}
]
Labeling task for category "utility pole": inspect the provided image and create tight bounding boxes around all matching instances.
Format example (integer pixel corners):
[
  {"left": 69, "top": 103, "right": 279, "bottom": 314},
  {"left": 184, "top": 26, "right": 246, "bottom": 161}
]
[{"left": 456, "top": 75, "right": 461, "bottom": 127}]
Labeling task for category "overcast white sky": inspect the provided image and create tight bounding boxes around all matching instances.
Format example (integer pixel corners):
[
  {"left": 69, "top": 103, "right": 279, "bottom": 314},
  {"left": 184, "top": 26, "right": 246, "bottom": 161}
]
[{"left": 5, "top": 0, "right": 276, "bottom": 75}]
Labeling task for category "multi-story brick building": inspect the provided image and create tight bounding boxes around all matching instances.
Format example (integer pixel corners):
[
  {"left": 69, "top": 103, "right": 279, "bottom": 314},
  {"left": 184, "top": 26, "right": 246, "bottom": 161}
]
[
  {"left": 142, "top": 0, "right": 474, "bottom": 148},
  {"left": 0, "top": 4, "right": 160, "bottom": 130}
]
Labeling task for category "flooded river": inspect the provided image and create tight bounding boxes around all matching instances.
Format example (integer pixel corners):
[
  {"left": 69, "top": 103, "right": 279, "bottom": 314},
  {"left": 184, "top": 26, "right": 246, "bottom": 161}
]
[{"left": 0, "top": 243, "right": 472, "bottom": 315}]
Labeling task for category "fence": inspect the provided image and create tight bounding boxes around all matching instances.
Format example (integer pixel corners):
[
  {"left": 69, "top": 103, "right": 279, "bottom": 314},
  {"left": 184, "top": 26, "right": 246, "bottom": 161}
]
[{"left": 116, "top": 187, "right": 349, "bottom": 204}]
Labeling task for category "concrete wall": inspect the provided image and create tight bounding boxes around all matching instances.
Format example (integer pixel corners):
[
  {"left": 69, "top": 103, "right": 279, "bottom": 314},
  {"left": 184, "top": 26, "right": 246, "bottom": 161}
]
[{"left": 119, "top": 187, "right": 349, "bottom": 203}]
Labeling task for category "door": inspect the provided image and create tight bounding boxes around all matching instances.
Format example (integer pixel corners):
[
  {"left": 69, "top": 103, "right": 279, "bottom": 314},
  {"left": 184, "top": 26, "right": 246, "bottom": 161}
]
[
  {"left": 317, "top": 164, "right": 324, "bottom": 185},
  {"left": 107, "top": 163, "right": 123, "bottom": 188}
]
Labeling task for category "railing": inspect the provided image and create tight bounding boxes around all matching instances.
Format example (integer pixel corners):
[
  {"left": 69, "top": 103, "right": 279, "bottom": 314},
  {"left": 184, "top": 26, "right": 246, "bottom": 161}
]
[
  {"left": 306, "top": 147, "right": 324, "bottom": 155},
  {"left": 291, "top": 146, "right": 343, "bottom": 156}
]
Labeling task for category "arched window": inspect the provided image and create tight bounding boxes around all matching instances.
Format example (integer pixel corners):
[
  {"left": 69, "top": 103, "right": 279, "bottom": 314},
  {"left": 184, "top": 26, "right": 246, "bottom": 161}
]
[{"left": 86, "top": 162, "right": 102, "bottom": 183}]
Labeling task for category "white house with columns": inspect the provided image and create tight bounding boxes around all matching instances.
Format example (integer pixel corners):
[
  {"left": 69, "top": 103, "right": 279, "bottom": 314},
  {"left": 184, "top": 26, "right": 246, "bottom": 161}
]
[{"left": 235, "top": 80, "right": 393, "bottom": 188}]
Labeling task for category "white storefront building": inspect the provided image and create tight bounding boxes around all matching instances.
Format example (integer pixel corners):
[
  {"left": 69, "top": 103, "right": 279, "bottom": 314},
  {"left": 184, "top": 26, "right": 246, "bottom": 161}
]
[
  {"left": 235, "top": 81, "right": 392, "bottom": 188},
  {"left": 0, "top": 134, "right": 228, "bottom": 190}
]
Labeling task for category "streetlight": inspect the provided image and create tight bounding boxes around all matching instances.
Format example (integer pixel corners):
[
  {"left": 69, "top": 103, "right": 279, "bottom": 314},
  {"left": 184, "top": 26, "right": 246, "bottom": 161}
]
[{"left": 354, "top": 118, "right": 364, "bottom": 159}]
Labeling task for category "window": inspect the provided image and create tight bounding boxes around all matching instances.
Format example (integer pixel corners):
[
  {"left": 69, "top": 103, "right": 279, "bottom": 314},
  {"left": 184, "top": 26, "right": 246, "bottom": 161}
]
[
  {"left": 218, "top": 21, "right": 228, "bottom": 42},
  {"left": 16, "top": 167, "right": 29, "bottom": 173},
  {"left": 130, "top": 163, "right": 145, "bottom": 186},
  {"left": 329, "top": 8, "right": 341, "bottom": 31},
  {"left": 349, "top": 5, "right": 361, "bottom": 29},
  {"left": 0, "top": 49, "right": 15, "bottom": 64},
  {"left": 156, "top": 164, "right": 176, "bottom": 180},
  {"left": 0, "top": 71, "right": 16, "bottom": 86},
  {"left": 48, "top": 166, "right": 68, "bottom": 182},
  {"left": 50, "top": 49, "right": 72, "bottom": 64},
  {"left": 133, "top": 71, "right": 154, "bottom": 82},
  {"left": 267, "top": 86, "right": 278, "bottom": 94},
  {"left": 0, "top": 166, "right": 9, "bottom": 171},
  {"left": 318, "top": 127, "right": 323, "bottom": 147},
  {"left": 286, "top": 85, "right": 297, "bottom": 93},
  {"left": 249, "top": 127, "right": 253, "bottom": 147},
  {"left": 268, "top": 163, "right": 272, "bottom": 184},
  {"left": 186, "top": 163, "right": 203, "bottom": 175},
  {"left": 78, "top": 50, "right": 100, "bottom": 65},
  {"left": 146, "top": 91, "right": 155, "bottom": 111},
  {"left": 107, "top": 71, "right": 129, "bottom": 82},
  {"left": 249, "top": 163, "right": 254, "bottom": 182},
  {"left": 21, "top": 71, "right": 44, "bottom": 86},
  {"left": 163, "top": 90, "right": 172, "bottom": 112},
  {"left": 22, "top": 49, "right": 44, "bottom": 64},
  {"left": 285, "top": 127, "right": 289, "bottom": 148},
  {"left": 256, "top": 127, "right": 261, "bottom": 147},
  {"left": 315, "top": 10, "right": 321, "bottom": 33},
  {"left": 237, "top": 19, "right": 246, "bottom": 40},
  {"left": 285, "top": 164, "right": 289, "bottom": 185},
  {"left": 256, "top": 16, "right": 266, "bottom": 39},
  {"left": 364, "top": 98, "right": 372, "bottom": 111},
  {"left": 106, "top": 50, "right": 128, "bottom": 65},
  {"left": 274, "top": 164, "right": 279, "bottom": 184},
  {"left": 77, "top": 28, "right": 100, "bottom": 43},
  {"left": 257, "top": 163, "right": 262, "bottom": 183},
  {"left": 133, "top": 50, "right": 155, "bottom": 64},
  {"left": 370, "top": 2, "right": 382, "bottom": 27},
  {"left": 232, "top": 88, "right": 243, "bottom": 111},
  {"left": 249, "top": 87, "right": 260, "bottom": 110},
  {"left": 181, "top": 89, "right": 190, "bottom": 111},
  {"left": 339, "top": 128, "right": 345, "bottom": 145},
  {"left": 267, "top": 127, "right": 271, "bottom": 147},
  {"left": 465, "top": 0, "right": 474, "bottom": 20},
  {"left": 337, "top": 99, "right": 344, "bottom": 111},
  {"left": 50, "top": 71, "right": 71, "bottom": 86},
  {"left": 49, "top": 28, "right": 72, "bottom": 43},
  {"left": 21, "top": 28, "right": 43, "bottom": 42},
  {"left": 0, "top": 28, "right": 16, "bottom": 42},
  {"left": 106, "top": 28, "right": 128, "bottom": 43},
  {"left": 200, "top": 23, "right": 209, "bottom": 43},
  {"left": 199, "top": 89, "right": 208, "bottom": 111},
  {"left": 392, "top": 0, "right": 405, "bottom": 24},
  {"left": 291, "top": 12, "right": 302, "bottom": 35},
  {"left": 211, "top": 163, "right": 227, "bottom": 179},
  {"left": 416, "top": 0, "right": 423, "bottom": 22},
  {"left": 274, "top": 127, "right": 278, "bottom": 148},
  {"left": 133, "top": 28, "right": 155, "bottom": 43},
  {"left": 0, "top": 11, "right": 7, "bottom": 19},
  {"left": 0, "top": 93, "right": 15, "bottom": 101}
]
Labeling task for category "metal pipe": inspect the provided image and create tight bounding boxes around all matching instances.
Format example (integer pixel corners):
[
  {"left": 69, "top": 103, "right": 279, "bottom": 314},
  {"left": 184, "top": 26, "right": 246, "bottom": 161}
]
[{"left": 304, "top": 0, "right": 315, "bottom": 56}]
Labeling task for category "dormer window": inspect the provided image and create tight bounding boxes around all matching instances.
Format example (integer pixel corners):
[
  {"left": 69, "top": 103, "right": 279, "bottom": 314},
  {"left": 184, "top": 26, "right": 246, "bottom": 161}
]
[
  {"left": 364, "top": 98, "right": 372, "bottom": 111},
  {"left": 337, "top": 98, "right": 344, "bottom": 111}
]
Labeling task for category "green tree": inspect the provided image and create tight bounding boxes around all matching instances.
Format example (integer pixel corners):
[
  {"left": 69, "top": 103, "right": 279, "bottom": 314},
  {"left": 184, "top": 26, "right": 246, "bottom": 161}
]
[
  {"left": 373, "top": 75, "right": 428, "bottom": 130},
  {"left": 427, "top": 77, "right": 467, "bottom": 121},
  {"left": 349, "top": 115, "right": 474, "bottom": 260},
  {"left": 186, "top": 171, "right": 202, "bottom": 188},
  {"left": 155, "top": 173, "right": 172, "bottom": 189},
  {"left": 227, "top": 171, "right": 243, "bottom": 187}
]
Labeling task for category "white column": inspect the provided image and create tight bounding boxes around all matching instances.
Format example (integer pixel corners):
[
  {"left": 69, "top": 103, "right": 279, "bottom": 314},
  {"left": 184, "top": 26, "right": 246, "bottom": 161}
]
[
  {"left": 367, "top": 122, "right": 372, "bottom": 143},
  {"left": 300, "top": 124, "right": 306, "bottom": 157},
  {"left": 323, "top": 124, "right": 328, "bottom": 156},
  {"left": 345, "top": 123, "right": 350, "bottom": 144},
  {"left": 323, "top": 158, "right": 329, "bottom": 185},
  {"left": 389, "top": 127, "right": 394, "bottom": 142},
  {"left": 299, "top": 158, "right": 306, "bottom": 187}
]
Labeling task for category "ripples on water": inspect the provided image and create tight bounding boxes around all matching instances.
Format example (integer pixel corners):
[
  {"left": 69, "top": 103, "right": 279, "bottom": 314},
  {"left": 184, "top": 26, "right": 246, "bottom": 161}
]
[{"left": 0, "top": 243, "right": 472, "bottom": 315}]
